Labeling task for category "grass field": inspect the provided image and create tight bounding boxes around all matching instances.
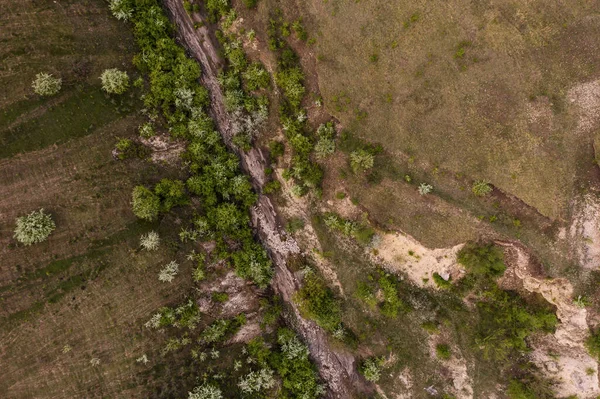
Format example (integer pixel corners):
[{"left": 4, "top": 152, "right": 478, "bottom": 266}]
[
  {"left": 0, "top": 1, "right": 196, "bottom": 397},
  {"left": 291, "top": 0, "right": 600, "bottom": 222}
]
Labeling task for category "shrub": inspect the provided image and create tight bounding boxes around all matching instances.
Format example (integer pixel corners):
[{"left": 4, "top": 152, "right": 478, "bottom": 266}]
[
  {"left": 14, "top": 209, "right": 56, "bottom": 245},
  {"left": 231, "top": 242, "right": 273, "bottom": 288},
  {"left": 243, "top": 63, "right": 270, "bottom": 91},
  {"left": 263, "top": 180, "right": 281, "bottom": 194},
  {"left": 32, "top": 73, "right": 62, "bottom": 96},
  {"left": 139, "top": 122, "right": 155, "bottom": 138},
  {"left": 154, "top": 178, "right": 188, "bottom": 211},
  {"left": 436, "top": 344, "right": 451, "bottom": 360},
  {"left": 238, "top": 368, "right": 276, "bottom": 394},
  {"left": 158, "top": 261, "right": 179, "bottom": 283},
  {"left": 131, "top": 186, "right": 161, "bottom": 221},
  {"left": 275, "top": 67, "right": 305, "bottom": 108},
  {"left": 586, "top": 329, "right": 600, "bottom": 360},
  {"left": 243, "top": 0, "right": 258, "bottom": 8},
  {"left": 109, "top": 0, "right": 133, "bottom": 20},
  {"left": 350, "top": 150, "right": 374, "bottom": 172},
  {"left": 292, "top": 20, "right": 307, "bottom": 41},
  {"left": 275, "top": 328, "right": 324, "bottom": 398},
  {"left": 379, "top": 274, "right": 404, "bottom": 317},
  {"left": 115, "top": 138, "right": 150, "bottom": 159},
  {"left": 188, "top": 383, "right": 223, "bottom": 399},
  {"left": 100, "top": 68, "right": 129, "bottom": 94},
  {"left": 475, "top": 286, "right": 557, "bottom": 360},
  {"left": 269, "top": 140, "right": 285, "bottom": 158},
  {"left": 140, "top": 231, "right": 160, "bottom": 251},
  {"left": 315, "top": 137, "right": 335, "bottom": 159},
  {"left": 212, "top": 292, "right": 229, "bottom": 303},
  {"left": 472, "top": 180, "right": 492, "bottom": 197},
  {"left": 433, "top": 272, "right": 452, "bottom": 289},
  {"left": 457, "top": 242, "right": 506, "bottom": 277},
  {"left": 418, "top": 183, "right": 433, "bottom": 195},
  {"left": 295, "top": 270, "right": 342, "bottom": 332},
  {"left": 355, "top": 282, "right": 377, "bottom": 309},
  {"left": 204, "top": 0, "right": 230, "bottom": 22},
  {"left": 360, "top": 356, "right": 384, "bottom": 382},
  {"left": 285, "top": 217, "right": 305, "bottom": 233}
]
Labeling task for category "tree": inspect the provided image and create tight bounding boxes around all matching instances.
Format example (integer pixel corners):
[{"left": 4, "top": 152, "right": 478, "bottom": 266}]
[
  {"left": 14, "top": 208, "right": 56, "bottom": 245},
  {"left": 100, "top": 68, "right": 130, "bottom": 94},
  {"left": 158, "top": 261, "right": 179, "bottom": 283},
  {"left": 360, "top": 357, "right": 384, "bottom": 382},
  {"left": 131, "top": 186, "right": 160, "bottom": 221},
  {"left": 188, "top": 384, "right": 223, "bottom": 399},
  {"left": 109, "top": 0, "right": 133, "bottom": 20},
  {"left": 32, "top": 73, "right": 62, "bottom": 96},
  {"left": 418, "top": 183, "right": 433, "bottom": 195},
  {"left": 350, "top": 150, "right": 374, "bottom": 172},
  {"left": 140, "top": 231, "right": 160, "bottom": 251}
]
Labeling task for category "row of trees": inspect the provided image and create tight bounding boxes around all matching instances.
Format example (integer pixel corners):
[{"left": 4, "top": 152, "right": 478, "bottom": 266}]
[{"left": 32, "top": 69, "right": 130, "bottom": 96}]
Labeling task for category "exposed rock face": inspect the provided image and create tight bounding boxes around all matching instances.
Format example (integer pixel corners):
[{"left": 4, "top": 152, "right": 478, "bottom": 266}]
[{"left": 161, "top": 1, "right": 363, "bottom": 396}]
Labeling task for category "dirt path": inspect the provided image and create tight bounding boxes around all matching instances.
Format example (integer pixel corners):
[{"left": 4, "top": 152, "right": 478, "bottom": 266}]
[{"left": 162, "top": 1, "right": 362, "bottom": 397}]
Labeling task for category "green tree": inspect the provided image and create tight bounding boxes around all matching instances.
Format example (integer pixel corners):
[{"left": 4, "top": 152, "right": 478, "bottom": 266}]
[
  {"left": 360, "top": 356, "right": 384, "bottom": 382},
  {"left": 154, "top": 178, "right": 188, "bottom": 211},
  {"left": 14, "top": 209, "right": 56, "bottom": 245},
  {"left": 32, "top": 73, "right": 62, "bottom": 96},
  {"left": 131, "top": 186, "right": 160, "bottom": 221},
  {"left": 100, "top": 68, "right": 130, "bottom": 94}
]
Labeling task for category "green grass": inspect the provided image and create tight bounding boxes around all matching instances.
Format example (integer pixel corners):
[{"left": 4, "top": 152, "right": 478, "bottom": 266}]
[{"left": 0, "top": 85, "right": 139, "bottom": 158}]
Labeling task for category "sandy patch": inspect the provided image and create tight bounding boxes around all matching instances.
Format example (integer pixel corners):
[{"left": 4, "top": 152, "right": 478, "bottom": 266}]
[
  {"left": 373, "top": 231, "right": 464, "bottom": 288},
  {"left": 568, "top": 79, "right": 600, "bottom": 133},
  {"left": 567, "top": 195, "right": 600, "bottom": 270}
]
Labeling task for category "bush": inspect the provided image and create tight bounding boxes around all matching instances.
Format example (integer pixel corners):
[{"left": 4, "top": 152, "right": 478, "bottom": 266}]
[
  {"left": 379, "top": 274, "right": 405, "bottom": 317},
  {"left": 140, "top": 231, "right": 160, "bottom": 251},
  {"left": 418, "top": 183, "right": 433, "bottom": 195},
  {"left": 472, "top": 180, "right": 493, "bottom": 197},
  {"left": 231, "top": 242, "right": 273, "bottom": 288},
  {"left": 275, "top": 328, "right": 324, "bottom": 398},
  {"left": 350, "top": 149, "right": 374, "bottom": 172},
  {"left": 243, "top": 0, "right": 258, "bottom": 8},
  {"left": 212, "top": 291, "right": 229, "bottom": 303},
  {"left": 158, "top": 261, "right": 179, "bottom": 283},
  {"left": 100, "top": 68, "right": 129, "bottom": 94},
  {"left": 275, "top": 67, "right": 305, "bottom": 108},
  {"left": 433, "top": 272, "right": 452, "bottom": 289},
  {"left": 131, "top": 186, "right": 161, "bottom": 221},
  {"left": 32, "top": 73, "right": 62, "bottom": 96},
  {"left": 109, "top": 0, "right": 133, "bottom": 21},
  {"left": 457, "top": 242, "right": 506, "bottom": 277},
  {"left": 14, "top": 209, "right": 56, "bottom": 245},
  {"left": 243, "top": 62, "right": 270, "bottom": 91},
  {"left": 360, "top": 356, "right": 384, "bottom": 382},
  {"left": 188, "top": 383, "right": 223, "bottom": 399},
  {"left": 475, "top": 286, "right": 557, "bottom": 360},
  {"left": 238, "top": 368, "right": 276, "bottom": 394},
  {"left": 586, "top": 329, "right": 600, "bottom": 360},
  {"left": 139, "top": 122, "right": 155, "bottom": 138},
  {"left": 154, "top": 178, "right": 188, "bottom": 211},
  {"left": 115, "top": 138, "right": 150, "bottom": 159},
  {"left": 269, "top": 140, "right": 285, "bottom": 158},
  {"left": 296, "top": 270, "right": 342, "bottom": 332},
  {"left": 314, "top": 135, "right": 335, "bottom": 159},
  {"left": 436, "top": 344, "right": 451, "bottom": 360},
  {"left": 285, "top": 217, "right": 305, "bottom": 233}
]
